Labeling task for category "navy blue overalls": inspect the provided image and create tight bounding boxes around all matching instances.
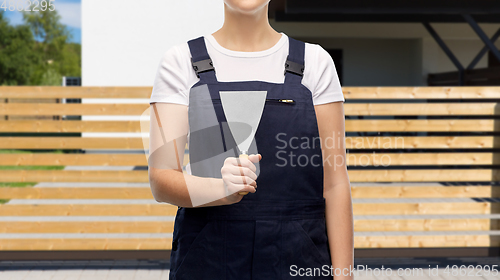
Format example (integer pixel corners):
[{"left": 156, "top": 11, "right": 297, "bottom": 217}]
[{"left": 169, "top": 35, "right": 332, "bottom": 280}]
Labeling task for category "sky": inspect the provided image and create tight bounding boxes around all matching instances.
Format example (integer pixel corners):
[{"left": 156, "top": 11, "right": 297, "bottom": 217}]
[{"left": 3, "top": 0, "right": 81, "bottom": 43}]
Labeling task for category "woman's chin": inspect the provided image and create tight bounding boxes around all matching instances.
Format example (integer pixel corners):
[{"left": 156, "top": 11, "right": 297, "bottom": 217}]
[{"left": 225, "top": 0, "right": 270, "bottom": 15}]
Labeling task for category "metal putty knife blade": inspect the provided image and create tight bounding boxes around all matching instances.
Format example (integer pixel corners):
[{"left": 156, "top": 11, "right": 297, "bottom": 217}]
[{"left": 219, "top": 91, "right": 267, "bottom": 154}]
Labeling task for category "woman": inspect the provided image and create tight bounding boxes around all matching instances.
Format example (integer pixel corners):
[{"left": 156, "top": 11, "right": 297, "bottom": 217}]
[{"left": 148, "top": 0, "right": 353, "bottom": 279}]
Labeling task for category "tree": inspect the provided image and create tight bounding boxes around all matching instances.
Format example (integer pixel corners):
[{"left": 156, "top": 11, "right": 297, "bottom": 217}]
[
  {"left": 23, "top": 7, "right": 78, "bottom": 85},
  {"left": 0, "top": 11, "right": 41, "bottom": 85},
  {"left": 22, "top": 7, "right": 71, "bottom": 63},
  {"left": 0, "top": 8, "right": 81, "bottom": 86}
]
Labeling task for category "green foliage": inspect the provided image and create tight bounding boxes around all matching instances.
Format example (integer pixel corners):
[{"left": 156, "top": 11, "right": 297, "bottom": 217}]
[
  {"left": 39, "top": 66, "right": 62, "bottom": 85},
  {"left": 0, "top": 9, "right": 81, "bottom": 86},
  {"left": 60, "top": 43, "right": 82, "bottom": 77},
  {"left": 0, "top": 183, "right": 35, "bottom": 187},
  {"left": 0, "top": 11, "right": 41, "bottom": 85},
  {"left": 0, "top": 165, "right": 65, "bottom": 170},
  {"left": 22, "top": 5, "right": 70, "bottom": 44}
]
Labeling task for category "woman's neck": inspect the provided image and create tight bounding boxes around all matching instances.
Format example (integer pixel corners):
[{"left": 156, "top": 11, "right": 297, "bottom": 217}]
[{"left": 211, "top": 3, "right": 282, "bottom": 52}]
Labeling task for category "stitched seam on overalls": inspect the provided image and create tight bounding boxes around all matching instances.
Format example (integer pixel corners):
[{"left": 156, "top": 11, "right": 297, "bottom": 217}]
[
  {"left": 224, "top": 220, "right": 227, "bottom": 280},
  {"left": 280, "top": 219, "right": 284, "bottom": 280}
]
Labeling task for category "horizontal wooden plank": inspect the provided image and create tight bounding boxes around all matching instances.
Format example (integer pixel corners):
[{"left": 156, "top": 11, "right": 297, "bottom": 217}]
[
  {"left": 0, "top": 188, "right": 154, "bottom": 199},
  {"left": 0, "top": 170, "right": 149, "bottom": 182},
  {"left": 0, "top": 204, "right": 178, "bottom": 216},
  {"left": 0, "top": 121, "right": 144, "bottom": 133},
  {"left": 345, "top": 103, "right": 500, "bottom": 116},
  {"left": 0, "top": 186, "right": 496, "bottom": 199},
  {"left": 1, "top": 235, "right": 497, "bottom": 250},
  {"left": 351, "top": 186, "right": 494, "bottom": 198},
  {"left": 0, "top": 235, "right": 498, "bottom": 250},
  {"left": 4, "top": 103, "right": 500, "bottom": 116},
  {"left": 354, "top": 235, "right": 498, "bottom": 248},
  {"left": 4, "top": 152, "right": 494, "bottom": 167},
  {"left": 343, "top": 87, "right": 500, "bottom": 99},
  {"left": 1, "top": 119, "right": 498, "bottom": 133},
  {"left": 345, "top": 119, "right": 497, "bottom": 132},
  {"left": 346, "top": 136, "right": 500, "bottom": 149},
  {"left": 347, "top": 169, "right": 500, "bottom": 182},
  {"left": 0, "top": 103, "right": 149, "bottom": 116},
  {"left": 347, "top": 152, "right": 498, "bottom": 166},
  {"left": 0, "top": 238, "right": 172, "bottom": 250},
  {"left": 1, "top": 136, "right": 499, "bottom": 150},
  {"left": 1, "top": 169, "right": 500, "bottom": 182},
  {"left": 354, "top": 202, "right": 492, "bottom": 215},
  {"left": 354, "top": 219, "right": 494, "bottom": 232},
  {"left": 0, "top": 202, "right": 493, "bottom": 216},
  {"left": 0, "top": 219, "right": 494, "bottom": 234},
  {"left": 0, "top": 137, "right": 146, "bottom": 149},
  {"left": 0, "top": 154, "right": 148, "bottom": 166},
  {"left": 0, "top": 221, "right": 174, "bottom": 233},
  {"left": 3, "top": 87, "right": 500, "bottom": 100},
  {"left": 0, "top": 87, "right": 152, "bottom": 99}
]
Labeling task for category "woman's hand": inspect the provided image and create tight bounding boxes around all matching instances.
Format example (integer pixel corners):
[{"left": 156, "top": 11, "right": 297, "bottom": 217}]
[{"left": 221, "top": 154, "right": 262, "bottom": 204}]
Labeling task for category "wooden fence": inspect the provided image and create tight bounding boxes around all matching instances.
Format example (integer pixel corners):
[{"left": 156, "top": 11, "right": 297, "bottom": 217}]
[{"left": 1, "top": 86, "right": 500, "bottom": 258}]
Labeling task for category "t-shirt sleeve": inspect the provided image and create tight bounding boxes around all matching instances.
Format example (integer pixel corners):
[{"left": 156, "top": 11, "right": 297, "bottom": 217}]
[
  {"left": 149, "top": 44, "right": 191, "bottom": 105},
  {"left": 308, "top": 44, "right": 345, "bottom": 105}
]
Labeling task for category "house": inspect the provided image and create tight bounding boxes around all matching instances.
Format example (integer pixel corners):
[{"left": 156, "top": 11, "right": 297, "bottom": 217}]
[{"left": 82, "top": 0, "right": 500, "bottom": 87}]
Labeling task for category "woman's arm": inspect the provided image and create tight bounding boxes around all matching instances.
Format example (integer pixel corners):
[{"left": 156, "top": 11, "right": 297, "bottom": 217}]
[
  {"left": 148, "top": 102, "right": 259, "bottom": 208},
  {"left": 315, "top": 101, "right": 354, "bottom": 280}
]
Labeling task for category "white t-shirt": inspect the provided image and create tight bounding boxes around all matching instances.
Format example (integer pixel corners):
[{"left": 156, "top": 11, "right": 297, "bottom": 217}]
[{"left": 149, "top": 32, "right": 345, "bottom": 105}]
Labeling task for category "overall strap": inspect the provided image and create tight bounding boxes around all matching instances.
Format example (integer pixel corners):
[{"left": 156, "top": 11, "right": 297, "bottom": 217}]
[
  {"left": 187, "top": 36, "right": 217, "bottom": 83},
  {"left": 284, "top": 37, "right": 305, "bottom": 85}
]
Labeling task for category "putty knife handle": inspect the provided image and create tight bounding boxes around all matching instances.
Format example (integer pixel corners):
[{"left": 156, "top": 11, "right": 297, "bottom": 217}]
[{"left": 238, "top": 153, "right": 250, "bottom": 196}]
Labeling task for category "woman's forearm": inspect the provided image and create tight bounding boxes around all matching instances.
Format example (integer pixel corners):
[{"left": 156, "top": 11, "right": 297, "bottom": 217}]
[
  {"left": 325, "top": 181, "right": 354, "bottom": 280},
  {"left": 149, "top": 167, "right": 230, "bottom": 208},
  {"left": 148, "top": 103, "right": 232, "bottom": 207}
]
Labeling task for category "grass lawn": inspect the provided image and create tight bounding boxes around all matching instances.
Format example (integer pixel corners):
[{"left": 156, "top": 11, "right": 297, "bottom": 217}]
[{"left": 0, "top": 149, "right": 66, "bottom": 204}]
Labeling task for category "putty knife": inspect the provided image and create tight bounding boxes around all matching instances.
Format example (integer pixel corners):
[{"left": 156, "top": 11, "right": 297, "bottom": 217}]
[{"left": 219, "top": 90, "right": 267, "bottom": 195}]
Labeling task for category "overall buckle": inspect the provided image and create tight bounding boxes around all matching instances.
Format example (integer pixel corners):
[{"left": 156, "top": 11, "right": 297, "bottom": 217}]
[
  {"left": 192, "top": 58, "right": 215, "bottom": 78},
  {"left": 284, "top": 60, "right": 304, "bottom": 76}
]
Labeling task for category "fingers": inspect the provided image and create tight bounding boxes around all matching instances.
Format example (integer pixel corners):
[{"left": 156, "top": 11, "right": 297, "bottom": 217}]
[
  {"left": 224, "top": 180, "right": 257, "bottom": 195},
  {"left": 238, "top": 166, "right": 257, "bottom": 181},
  {"left": 227, "top": 157, "right": 258, "bottom": 173},
  {"left": 222, "top": 158, "right": 258, "bottom": 180},
  {"left": 221, "top": 155, "right": 262, "bottom": 200},
  {"left": 237, "top": 184, "right": 257, "bottom": 194},
  {"left": 225, "top": 174, "right": 256, "bottom": 187},
  {"left": 221, "top": 165, "right": 257, "bottom": 183},
  {"left": 248, "top": 153, "right": 262, "bottom": 163}
]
